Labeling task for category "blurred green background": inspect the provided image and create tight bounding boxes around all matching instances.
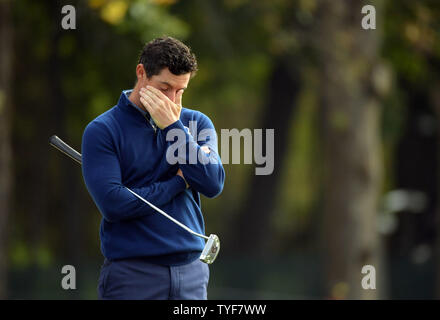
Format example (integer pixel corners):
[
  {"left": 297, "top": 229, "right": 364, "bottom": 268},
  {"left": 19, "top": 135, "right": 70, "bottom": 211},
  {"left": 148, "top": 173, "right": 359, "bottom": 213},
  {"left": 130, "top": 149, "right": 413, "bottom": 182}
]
[{"left": 1, "top": 0, "right": 440, "bottom": 299}]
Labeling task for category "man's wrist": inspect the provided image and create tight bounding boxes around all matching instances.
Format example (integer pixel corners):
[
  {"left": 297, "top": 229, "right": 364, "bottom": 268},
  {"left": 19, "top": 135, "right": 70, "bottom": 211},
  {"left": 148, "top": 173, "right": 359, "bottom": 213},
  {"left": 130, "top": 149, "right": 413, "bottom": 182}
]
[{"left": 162, "top": 119, "right": 184, "bottom": 133}]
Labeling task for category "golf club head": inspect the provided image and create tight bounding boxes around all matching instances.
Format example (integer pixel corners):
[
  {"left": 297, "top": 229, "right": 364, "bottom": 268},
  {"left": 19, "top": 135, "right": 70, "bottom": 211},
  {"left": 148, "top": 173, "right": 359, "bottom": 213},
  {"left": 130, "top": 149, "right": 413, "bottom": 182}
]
[{"left": 200, "top": 234, "right": 220, "bottom": 264}]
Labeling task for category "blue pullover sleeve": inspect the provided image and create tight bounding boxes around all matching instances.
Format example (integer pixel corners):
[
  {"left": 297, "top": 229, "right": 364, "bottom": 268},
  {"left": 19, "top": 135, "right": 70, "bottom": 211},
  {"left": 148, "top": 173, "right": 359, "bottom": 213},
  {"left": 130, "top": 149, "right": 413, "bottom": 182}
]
[
  {"left": 162, "top": 112, "right": 225, "bottom": 198},
  {"left": 81, "top": 120, "right": 187, "bottom": 223}
]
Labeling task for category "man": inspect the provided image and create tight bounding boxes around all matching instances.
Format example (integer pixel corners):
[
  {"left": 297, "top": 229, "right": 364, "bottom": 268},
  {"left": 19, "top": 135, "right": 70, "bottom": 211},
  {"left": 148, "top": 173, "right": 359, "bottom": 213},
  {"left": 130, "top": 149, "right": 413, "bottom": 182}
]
[{"left": 81, "top": 37, "right": 225, "bottom": 300}]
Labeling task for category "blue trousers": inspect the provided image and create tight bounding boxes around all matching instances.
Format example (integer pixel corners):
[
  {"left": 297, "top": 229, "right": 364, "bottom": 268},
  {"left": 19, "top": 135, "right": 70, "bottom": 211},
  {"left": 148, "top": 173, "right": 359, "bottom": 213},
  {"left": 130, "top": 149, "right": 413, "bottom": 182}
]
[{"left": 97, "top": 257, "right": 210, "bottom": 300}]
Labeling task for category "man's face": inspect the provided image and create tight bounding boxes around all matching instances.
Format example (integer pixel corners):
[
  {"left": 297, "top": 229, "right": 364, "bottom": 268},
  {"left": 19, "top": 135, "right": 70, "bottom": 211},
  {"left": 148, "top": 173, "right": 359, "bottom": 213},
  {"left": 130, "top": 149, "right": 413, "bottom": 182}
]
[{"left": 139, "top": 66, "right": 191, "bottom": 104}]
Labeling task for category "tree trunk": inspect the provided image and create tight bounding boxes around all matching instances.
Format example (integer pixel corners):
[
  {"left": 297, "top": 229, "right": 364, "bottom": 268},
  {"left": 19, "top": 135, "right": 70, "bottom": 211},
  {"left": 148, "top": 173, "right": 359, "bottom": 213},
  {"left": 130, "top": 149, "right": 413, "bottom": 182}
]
[
  {"left": 317, "top": 0, "right": 384, "bottom": 299},
  {"left": 0, "top": 0, "right": 14, "bottom": 299},
  {"left": 47, "top": 2, "right": 83, "bottom": 271},
  {"left": 430, "top": 85, "right": 440, "bottom": 299},
  {"left": 231, "top": 57, "right": 301, "bottom": 255}
]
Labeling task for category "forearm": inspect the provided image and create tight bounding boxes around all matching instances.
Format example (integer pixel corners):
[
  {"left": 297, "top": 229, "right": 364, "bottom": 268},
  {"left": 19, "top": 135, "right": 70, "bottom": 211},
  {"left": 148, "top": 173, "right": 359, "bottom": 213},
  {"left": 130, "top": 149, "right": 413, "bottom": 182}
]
[
  {"left": 85, "top": 175, "right": 186, "bottom": 223},
  {"left": 163, "top": 119, "right": 225, "bottom": 198}
]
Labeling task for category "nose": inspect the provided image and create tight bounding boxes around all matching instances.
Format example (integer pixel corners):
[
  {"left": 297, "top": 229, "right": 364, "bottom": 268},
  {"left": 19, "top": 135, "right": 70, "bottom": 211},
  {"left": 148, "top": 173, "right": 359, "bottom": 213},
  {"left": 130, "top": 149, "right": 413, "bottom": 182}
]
[{"left": 166, "top": 91, "right": 176, "bottom": 103}]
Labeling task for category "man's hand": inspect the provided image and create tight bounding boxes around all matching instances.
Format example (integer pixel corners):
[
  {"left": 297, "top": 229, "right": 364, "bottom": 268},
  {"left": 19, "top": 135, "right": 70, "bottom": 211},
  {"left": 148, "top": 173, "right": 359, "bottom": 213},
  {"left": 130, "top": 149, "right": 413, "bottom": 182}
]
[
  {"left": 139, "top": 86, "right": 183, "bottom": 130},
  {"left": 176, "top": 169, "right": 189, "bottom": 189}
]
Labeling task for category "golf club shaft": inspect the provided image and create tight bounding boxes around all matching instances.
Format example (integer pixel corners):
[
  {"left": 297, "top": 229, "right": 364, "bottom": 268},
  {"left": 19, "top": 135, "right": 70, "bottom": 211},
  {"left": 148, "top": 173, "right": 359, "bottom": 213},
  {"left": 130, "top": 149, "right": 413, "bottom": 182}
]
[
  {"left": 125, "top": 188, "right": 208, "bottom": 240},
  {"left": 49, "top": 135, "right": 209, "bottom": 241},
  {"left": 49, "top": 135, "right": 82, "bottom": 165}
]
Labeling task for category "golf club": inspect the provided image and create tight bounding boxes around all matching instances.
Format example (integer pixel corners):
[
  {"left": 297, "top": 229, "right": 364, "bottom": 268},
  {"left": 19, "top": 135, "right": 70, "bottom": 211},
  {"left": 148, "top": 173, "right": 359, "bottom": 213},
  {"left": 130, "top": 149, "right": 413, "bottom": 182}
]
[{"left": 49, "top": 135, "right": 220, "bottom": 264}]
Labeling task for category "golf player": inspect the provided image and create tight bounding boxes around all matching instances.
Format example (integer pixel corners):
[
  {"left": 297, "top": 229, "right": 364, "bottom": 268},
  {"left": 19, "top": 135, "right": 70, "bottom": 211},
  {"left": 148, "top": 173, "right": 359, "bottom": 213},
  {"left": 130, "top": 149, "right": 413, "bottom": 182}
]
[{"left": 81, "top": 37, "right": 225, "bottom": 300}]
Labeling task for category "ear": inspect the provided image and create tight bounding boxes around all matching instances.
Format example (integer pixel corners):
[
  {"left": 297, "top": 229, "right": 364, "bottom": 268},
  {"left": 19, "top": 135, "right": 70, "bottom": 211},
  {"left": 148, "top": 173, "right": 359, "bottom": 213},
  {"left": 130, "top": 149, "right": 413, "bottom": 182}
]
[{"left": 136, "top": 64, "right": 146, "bottom": 81}]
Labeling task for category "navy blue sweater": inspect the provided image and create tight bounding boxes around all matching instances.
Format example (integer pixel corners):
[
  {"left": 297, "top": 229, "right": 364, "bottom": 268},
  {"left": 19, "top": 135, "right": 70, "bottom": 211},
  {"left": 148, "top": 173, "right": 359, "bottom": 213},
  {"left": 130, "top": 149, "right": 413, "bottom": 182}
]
[{"left": 81, "top": 90, "right": 225, "bottom": 266}]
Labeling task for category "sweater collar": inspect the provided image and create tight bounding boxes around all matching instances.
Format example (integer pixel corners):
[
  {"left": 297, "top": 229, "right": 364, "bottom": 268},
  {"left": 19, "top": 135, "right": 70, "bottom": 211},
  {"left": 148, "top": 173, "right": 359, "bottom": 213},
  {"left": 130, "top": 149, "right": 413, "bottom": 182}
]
[
  {"left": 117, "top": 90, "right": 158, "bottom": 132},
  {"left": 117, "top": 90, "right": 152, "bottom": 120},
  {"left": 123, "top": 90, "right": 148, "bottom": 116}
]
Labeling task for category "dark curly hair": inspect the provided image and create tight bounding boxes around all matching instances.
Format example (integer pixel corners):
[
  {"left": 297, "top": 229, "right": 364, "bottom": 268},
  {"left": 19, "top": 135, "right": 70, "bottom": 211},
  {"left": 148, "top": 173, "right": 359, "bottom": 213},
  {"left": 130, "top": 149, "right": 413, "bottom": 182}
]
[{"left": 138, "top": 37, "right": 198, "bottom": 79}]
